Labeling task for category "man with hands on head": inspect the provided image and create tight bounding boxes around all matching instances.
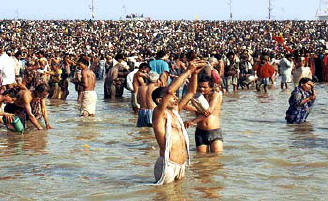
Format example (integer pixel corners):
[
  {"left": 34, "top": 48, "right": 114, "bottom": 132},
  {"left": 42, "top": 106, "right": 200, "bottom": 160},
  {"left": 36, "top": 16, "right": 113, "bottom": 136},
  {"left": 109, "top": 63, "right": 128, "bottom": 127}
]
[{"left": 152, "top": 59, "right": 206, "bottom": 185}]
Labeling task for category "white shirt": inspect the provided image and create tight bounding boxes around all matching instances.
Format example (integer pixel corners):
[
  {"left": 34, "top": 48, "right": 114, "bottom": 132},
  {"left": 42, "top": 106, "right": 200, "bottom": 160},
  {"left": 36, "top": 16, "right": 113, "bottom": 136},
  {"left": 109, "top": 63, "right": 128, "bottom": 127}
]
[{"left": 0, "top": 53, "right": 16, "bottom": 85}]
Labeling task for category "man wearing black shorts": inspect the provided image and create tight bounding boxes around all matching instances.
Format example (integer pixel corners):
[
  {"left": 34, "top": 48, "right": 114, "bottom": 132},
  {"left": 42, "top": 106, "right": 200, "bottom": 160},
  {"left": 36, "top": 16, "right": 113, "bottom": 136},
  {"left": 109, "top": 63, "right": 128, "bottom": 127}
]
[{"left": 184, "top": 75, "right": 223, "bottom": 153}]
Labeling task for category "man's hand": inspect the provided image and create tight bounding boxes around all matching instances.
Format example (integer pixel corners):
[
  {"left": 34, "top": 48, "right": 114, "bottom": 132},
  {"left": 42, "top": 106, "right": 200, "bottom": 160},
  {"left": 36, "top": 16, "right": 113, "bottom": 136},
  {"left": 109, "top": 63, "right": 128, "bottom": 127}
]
[
  {"left": 184, "top": 120, "right": 196, "bottom": 129},
  {"left": 4, "top": 113, "right": 14, "bottom": 124},
  {"left": 188, "top": 60, "right": 207, "bottom": 73},
  {"left": 310, "top": 89, "right": 316, "bottom": 101},
  {"left": 45, "top": 124, "right": 52, "bottom": 129},
  {"left": 203, "top": 109, "right": 211, "bottom": 117}
]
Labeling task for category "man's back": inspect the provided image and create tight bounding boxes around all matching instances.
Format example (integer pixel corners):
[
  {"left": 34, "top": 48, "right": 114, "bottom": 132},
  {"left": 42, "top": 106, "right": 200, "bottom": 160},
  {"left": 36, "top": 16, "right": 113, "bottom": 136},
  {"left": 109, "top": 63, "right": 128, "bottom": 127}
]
[
  {"left": 149, "top": 59, "right": 169, "bottom": 75},
  {"left": 83, "top": 69, "right": 96, "bottom": 91}
]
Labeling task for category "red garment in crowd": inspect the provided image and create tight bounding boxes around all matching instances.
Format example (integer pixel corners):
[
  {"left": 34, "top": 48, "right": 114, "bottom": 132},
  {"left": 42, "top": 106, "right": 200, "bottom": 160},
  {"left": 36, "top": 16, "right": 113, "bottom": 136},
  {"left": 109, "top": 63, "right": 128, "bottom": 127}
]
[
  {"left": 323, "top": 54, "right": 328, "bottom": 82},
  {"left": 259, "top": 63, "right": 275, "bottom": 78},
  {"left": 309, "top": 58, "right": 315, "bottom": 76},
  {"left": 254, "top": 63, "right": 261, "bottom": 77}
]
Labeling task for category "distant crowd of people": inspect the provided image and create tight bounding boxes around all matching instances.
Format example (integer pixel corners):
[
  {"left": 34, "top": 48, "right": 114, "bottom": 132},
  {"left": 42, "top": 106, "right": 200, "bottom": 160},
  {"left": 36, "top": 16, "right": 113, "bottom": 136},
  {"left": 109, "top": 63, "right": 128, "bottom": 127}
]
[{"left": 0, "top": 19, "right": 324, "bottom": 184}]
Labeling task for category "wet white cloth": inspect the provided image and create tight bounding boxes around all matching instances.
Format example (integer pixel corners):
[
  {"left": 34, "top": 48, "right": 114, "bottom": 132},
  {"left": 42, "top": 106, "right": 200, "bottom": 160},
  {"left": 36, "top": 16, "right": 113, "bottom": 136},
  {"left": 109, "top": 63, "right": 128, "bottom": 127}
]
[
  {"left": 80, "top": 91, "right": 97, "bottom": 115},
  {"left": 191, "top": 93, "right": 209, "bottom": 113},
  {"left": 154, "top": 110, "right": 190, "bottom": 185}
]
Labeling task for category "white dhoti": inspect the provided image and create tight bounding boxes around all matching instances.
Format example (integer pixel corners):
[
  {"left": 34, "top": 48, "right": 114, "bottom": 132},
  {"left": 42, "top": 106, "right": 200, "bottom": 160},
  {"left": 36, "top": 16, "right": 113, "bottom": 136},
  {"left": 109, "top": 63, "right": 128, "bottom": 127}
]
[
  {"left": 154, "top": 110, "right": 190, "bottom": 185},
  {"left": 154, "top": 156, "right": 186, "bottom": 184},
  {"left": 80, "top": 91, "right": 97, "bottom": 116}
]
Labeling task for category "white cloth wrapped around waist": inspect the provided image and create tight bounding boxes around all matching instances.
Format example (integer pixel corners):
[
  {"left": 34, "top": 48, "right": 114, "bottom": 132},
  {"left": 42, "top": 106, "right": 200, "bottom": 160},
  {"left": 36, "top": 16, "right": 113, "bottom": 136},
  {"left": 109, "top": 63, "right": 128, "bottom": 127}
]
[{"left": 80, "top": 91, "right": 97, "bottom": 115}]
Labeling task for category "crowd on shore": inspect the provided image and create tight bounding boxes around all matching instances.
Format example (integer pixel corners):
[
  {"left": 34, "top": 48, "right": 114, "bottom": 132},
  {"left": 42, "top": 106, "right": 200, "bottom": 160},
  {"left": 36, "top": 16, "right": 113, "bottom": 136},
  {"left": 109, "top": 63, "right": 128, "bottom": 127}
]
[{"left": 0, "top": 19, "right": 325, "bottom": 184}]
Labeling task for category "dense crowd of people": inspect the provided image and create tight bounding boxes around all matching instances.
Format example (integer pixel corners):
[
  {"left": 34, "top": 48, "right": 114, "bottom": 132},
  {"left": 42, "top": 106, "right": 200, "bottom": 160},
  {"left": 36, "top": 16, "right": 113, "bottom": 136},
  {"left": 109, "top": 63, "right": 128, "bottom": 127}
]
[{"left": 0, "top": 19, "right": 325, "bottom": 184}]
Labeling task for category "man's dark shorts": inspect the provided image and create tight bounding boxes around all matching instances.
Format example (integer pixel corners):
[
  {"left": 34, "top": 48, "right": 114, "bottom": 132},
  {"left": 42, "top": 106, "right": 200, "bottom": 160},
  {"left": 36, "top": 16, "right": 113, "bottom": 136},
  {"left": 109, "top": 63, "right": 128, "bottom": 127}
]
[{"left": 195, "top": 127, "right": 223, "bottom": 147}]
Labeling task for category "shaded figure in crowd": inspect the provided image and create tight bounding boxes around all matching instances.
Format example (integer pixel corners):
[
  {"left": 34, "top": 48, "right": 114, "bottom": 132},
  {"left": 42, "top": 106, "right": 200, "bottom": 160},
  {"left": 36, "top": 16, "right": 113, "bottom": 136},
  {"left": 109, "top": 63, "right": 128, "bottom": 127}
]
[
  {"left": 152, "top": 59, "right": 206, "bottom": 184},
  {"left": 104, "top": 53, "right": 130, "bottom": 99},
  {"left": 285, "top": 78, "right": 316, "bottom": 124},
  {"left": 224, "top": 52, "right": 239, "bottom": 92},
  {"left": 77, "top": 57, "right": 97, "bottom": 117}
]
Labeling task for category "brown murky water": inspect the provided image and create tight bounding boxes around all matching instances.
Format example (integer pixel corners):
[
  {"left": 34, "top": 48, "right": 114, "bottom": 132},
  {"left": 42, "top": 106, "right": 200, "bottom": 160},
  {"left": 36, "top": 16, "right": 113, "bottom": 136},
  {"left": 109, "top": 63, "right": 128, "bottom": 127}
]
[{"left": 1, "top": 81, "right": 328, "bottom": 200}]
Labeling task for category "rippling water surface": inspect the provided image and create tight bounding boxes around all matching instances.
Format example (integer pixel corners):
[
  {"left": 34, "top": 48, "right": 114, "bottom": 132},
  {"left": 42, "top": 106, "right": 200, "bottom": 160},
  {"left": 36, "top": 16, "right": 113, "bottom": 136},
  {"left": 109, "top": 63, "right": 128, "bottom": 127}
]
[{"left": 1, "top": 81, "right": 328, "bottom": 201}]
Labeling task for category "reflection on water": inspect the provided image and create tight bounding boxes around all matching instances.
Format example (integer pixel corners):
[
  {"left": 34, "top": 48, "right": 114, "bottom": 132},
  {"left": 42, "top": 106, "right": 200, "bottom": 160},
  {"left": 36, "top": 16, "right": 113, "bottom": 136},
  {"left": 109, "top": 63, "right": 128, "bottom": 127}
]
[
  {"left": 0, "top": 132, "right": 48, "bottom": 157},
  {"left": 0, "top": 81, "right": 328, "bottom": 200}
]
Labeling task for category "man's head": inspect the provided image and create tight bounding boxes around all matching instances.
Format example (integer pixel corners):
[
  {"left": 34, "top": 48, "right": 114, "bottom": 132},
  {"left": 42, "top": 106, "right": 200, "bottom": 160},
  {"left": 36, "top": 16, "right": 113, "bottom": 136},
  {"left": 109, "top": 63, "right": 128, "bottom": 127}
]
[
  {"left": 298, "top": 57, "right": 306, "bottom": 67},
  {"left": 77, "top": 56, "right": 89, "bottom": 70},
  {"left": 198, "top": 75, "right": 214, "bottom": 95},
  {"left": 186, "top": 50, "right": 197, "bottom": 62},
  {"left": 227, "top": 51, "right": 235, "bottom": 61},
  {"left": 156, "top": 50, "right": 167, "bottom": 60},
  {"left": 139, "top": 62, "right": 151, "bottom": 73},
  {"left": 152, "top": 87, "right": 178, "bottom": 109},
  {"left": 286, "top": 54, "right": 293, "bottom": 61},
  {"left": 208, "top": 57, "right": 218, "bottom": 67},
  {"left": 2, "top": 88, "right": 17, "bottom": 103},
  {"left": 299, "top": 78, "right": 314, "bottom": 92},
  {"left": 260, "top": 55, "right": 270, "bottom": 64},
  {"left": 115, "top": 53, "right": 124, "bottom": 62},
  {"left": 34, "top": 84, "right": 49, "bottom": 99}
]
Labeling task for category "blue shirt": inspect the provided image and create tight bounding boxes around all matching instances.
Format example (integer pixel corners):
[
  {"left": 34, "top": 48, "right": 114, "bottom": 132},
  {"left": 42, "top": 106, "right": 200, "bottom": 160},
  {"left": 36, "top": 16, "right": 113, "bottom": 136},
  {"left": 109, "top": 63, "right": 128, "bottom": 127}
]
[
  {"left": 285, "top": 86, "right": 315, "bottom": 124},
  {"left": 149, "top": 59, "right": 170, "bottom": 75}
]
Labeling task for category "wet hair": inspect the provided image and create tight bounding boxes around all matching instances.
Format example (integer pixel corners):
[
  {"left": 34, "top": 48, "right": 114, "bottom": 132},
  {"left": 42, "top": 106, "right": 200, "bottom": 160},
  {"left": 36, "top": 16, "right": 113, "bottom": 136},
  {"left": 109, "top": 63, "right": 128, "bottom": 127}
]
[
  {"left": 186, "top": 50, "right": 197, "bottom": 61},
  {"left": 198, "top": 75, "right": 215, "bottom": 88},
  {"left": 156, "top": 50, "right": 166, "bottom": 59},
  {"left": 299, "top": 78, "right": 312, "bottom": 86},
  {"left": 226, "top": 51, "right": 235, "bottom": 58},
  {"left": 78, "top": 56, "right": 89, "bottom": 66},
  {"left": 139, "top": 62, "right": 150, "bottom": 70},
  {"left": 152, "top": 87, "right": 167, "bottom": 105},
  {"left": 35, "top": 84, "right": 49, "bottom": 96},
  {"left": 286, "top": 54, "right": 293, "bottom": 59},
  {"left": 14, "top": 51, "right": 22, "bottom": 58},
  {"left": 3, "top": 88, "right": 18, "bottom": 98},
  {"left": 114, "top": 53, "right": 124, "bottom": 61}
]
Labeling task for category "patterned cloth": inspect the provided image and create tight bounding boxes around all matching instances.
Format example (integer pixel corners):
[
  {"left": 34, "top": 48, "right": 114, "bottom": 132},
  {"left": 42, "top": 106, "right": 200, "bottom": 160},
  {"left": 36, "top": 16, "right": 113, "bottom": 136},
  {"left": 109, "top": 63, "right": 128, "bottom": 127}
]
[{"left": 285, "top": 86, "right": 315, "bottom": 124}]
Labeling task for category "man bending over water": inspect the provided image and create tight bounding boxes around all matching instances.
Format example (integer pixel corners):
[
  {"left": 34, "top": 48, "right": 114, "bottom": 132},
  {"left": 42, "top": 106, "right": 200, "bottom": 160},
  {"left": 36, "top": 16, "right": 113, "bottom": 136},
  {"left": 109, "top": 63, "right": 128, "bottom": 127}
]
[
  {"left": 4, "top": 84, "right": 52, "bottom": 130},
  {"left": 152, "top": 59, "right": 206, "bottom": 184}
]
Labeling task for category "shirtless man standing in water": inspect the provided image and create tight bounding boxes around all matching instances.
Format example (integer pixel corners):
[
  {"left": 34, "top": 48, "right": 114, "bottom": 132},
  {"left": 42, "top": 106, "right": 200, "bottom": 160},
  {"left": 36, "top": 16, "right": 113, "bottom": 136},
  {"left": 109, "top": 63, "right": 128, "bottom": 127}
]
[
  {"left": 78, "top": 57, "right": 97, "bottom": 117},
  {"left": 184, "top": 75, "right": 223, "bottom": 153},
  {"left": 136, "top": 71, "right": 160, "bottom": 127},
  {"left": 152, "top": 60, "right": 206, "bottom": 184}
]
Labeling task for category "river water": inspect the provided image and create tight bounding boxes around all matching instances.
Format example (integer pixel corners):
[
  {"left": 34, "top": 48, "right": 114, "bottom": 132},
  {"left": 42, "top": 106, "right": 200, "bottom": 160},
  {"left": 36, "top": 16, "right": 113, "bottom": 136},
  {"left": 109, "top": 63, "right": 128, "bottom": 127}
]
[{"left": 0, "top": 81, "right": 328, "bottom": 201}]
